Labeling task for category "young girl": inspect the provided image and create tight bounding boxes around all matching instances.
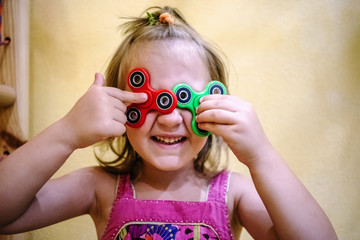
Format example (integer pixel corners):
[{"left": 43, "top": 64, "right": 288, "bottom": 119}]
[{"left": 0, "top": 6, "right": 337, "bottom": 240}]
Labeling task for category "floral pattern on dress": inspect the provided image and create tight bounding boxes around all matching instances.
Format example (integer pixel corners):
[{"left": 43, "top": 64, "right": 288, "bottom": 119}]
[{"left": 117, "top": 223, "right": 219, "bottom": 240}]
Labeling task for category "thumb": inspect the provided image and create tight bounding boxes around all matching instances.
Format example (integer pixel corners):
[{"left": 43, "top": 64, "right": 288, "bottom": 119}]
[{"left": 93, "top": 73, "right": 105, "bottom": 86}]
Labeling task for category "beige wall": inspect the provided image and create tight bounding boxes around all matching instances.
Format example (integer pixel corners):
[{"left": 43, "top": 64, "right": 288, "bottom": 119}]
[{"left": 28, "top": 0, "right": 360, "bottom": 239}]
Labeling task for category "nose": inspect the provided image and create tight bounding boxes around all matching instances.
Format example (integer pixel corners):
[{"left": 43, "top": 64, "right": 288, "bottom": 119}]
[{"left": 156, "top": 108, "right": 183, "bottom": 129}]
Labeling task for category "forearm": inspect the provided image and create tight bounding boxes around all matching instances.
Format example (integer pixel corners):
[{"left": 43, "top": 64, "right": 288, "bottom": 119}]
[
  {"left": 247, "top": 147, "right": 337, "bottom": 239},
  {"left": 0, "top": 119, "right": 75, "bottom": 226}
]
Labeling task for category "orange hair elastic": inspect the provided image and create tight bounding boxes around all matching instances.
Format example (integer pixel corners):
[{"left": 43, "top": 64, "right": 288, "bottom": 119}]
[{"left": 159, "top": 12, "right": 174, "bottom": 24}]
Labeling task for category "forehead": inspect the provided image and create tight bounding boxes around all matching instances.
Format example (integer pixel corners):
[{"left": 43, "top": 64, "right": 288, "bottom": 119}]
[
  {"left": 130, "top": 39, "right": 205, "bottom": 60},
  {"left": 126, "top": 40, "right": 211, "bottom": 90}
]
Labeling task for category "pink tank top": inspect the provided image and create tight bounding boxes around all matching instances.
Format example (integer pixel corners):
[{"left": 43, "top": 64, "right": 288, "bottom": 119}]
[{"left": 101, "top": 171, "right": 234, "bottom": 240}]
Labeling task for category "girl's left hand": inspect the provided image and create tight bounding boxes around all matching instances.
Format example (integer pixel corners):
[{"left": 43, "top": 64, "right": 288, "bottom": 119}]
[{"left": 196, "top": 94, "right": 272, "bottom": 166}]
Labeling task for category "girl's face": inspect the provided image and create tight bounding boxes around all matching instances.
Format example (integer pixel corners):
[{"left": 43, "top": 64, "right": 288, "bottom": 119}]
[{"left": 125, "top": 40, "right": 210, "bottom": 173}]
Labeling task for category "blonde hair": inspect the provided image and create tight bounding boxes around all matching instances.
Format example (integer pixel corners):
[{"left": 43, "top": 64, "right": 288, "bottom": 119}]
[{"left": 96, "top": 6, "right": 228, "bottom": 178}]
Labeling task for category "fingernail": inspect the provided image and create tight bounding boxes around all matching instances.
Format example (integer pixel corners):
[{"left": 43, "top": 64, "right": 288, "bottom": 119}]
[{"left": 141, "top": 93, "right": 148, "bottom": 100}]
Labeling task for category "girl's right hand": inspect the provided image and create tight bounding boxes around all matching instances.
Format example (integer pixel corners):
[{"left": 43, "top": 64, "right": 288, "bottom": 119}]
[
  {"left": 60, "top": 73, "right": 147, "bottom": 150},
  {"left": 195, "top": 94, "right": 272, "bottom": 167}
]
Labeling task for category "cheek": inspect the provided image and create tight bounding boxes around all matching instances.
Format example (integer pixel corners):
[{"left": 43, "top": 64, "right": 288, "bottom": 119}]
[
  {"left": 125, "top": 127, "right": 141, "bottom": 147},
  {"left": 179, "top": 110, "right": 193, "bottom": 129},
  {"left": 125, "top": 111, "right": 158, "bottom": 147},
  {"left": 193, "top": 135, "right": 208, "bottom": 152},
  {"left": 126, "top": 120, "right": 150, "bottom": 143},
  {"left": 125, "top": 126, "right": 149, "bottom": 160}
]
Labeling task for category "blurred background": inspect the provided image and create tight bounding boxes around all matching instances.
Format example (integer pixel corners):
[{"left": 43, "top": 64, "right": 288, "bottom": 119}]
[{"left": 1, "top": 0, "right": 359, "bottom": 239}]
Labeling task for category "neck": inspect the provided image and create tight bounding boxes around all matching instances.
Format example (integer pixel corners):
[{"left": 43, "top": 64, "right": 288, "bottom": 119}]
[
  {"left": 133, "top": 164, "right": 209, "bottom": 201},
  {"left": 139, "top": 164, "right": 197, "bottom": 190}
]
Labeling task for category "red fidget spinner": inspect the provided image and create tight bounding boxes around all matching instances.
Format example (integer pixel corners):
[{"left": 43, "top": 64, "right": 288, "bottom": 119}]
[{"left": 126, "top": 68, "right": 177, "bottom": 128}]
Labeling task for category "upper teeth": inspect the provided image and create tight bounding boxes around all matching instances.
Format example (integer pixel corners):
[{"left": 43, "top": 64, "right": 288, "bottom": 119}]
[{"left": 155, "top": 136, "right": 182, "bottom": 143}]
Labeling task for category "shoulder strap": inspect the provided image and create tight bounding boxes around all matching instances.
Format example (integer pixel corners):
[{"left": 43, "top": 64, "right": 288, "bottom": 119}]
[
  {"left": 115, "top": 174, "right": 134, "bottom": 199},
  {"left": 207, "top": 171, "right": 231, "bottom": 204}
]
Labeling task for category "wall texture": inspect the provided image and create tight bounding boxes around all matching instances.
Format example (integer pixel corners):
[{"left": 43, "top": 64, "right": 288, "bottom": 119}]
[{"left": 29, "top": 0, "right": 360, "bottom": 239}]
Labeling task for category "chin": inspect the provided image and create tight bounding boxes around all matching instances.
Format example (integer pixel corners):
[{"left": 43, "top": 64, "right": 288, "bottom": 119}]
[{"left": 145, "top": 156, "right": 194, "bottom": 172}]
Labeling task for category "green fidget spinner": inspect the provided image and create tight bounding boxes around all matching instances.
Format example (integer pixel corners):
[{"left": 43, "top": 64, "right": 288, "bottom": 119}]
[{"left": 172, "top": 81, "right": 227, "bottom": 137}]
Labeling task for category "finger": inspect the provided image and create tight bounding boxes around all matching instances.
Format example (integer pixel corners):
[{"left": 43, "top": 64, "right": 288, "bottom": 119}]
[
  {"left": 197, "top": 96, "right": 251, "bottom": 114},
  {"left": 105, "top": 123, "right": 127, "bottom": 138},
  {"left": 197, "top": 95, "right": 235, "bottom": 113},
  {"left": 93, "top": 73, "right": 105, "bottom": 86},
  {"left": 196, "top": 100, "right": 234, "bottom": 115},
  {"left": 106, "top": 88, "right": 148, "bottom": 104},
  {"left": 109, "top": 97, "right": 127, "bottom": 113},
  {"left": 199, "top": 94, "right": 231, "bottom": 103},
  {"left": 200, "top": 94, "right": 248, "bottom": 105},
  {"left": 197, "top": 120, "right": 239, "bottom": 139},
  {"left": 122, "top": 91, "right": 148, "bottom": 104},
  {"left": 197, "top": 122, "right": 226, "bottom": 135},
  {"left": 98, "top": 117, "right": 127, "bottom": 138},
  {"left": 196, "top": 109, "right": 239, "bottom": 125},
  {"left": 111, "top": 111, "right": 128, "bottom": 125}
]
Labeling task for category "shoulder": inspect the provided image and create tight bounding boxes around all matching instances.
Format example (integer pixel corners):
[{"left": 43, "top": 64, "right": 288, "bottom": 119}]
[
  {"left": 227, "top": 171, "right": 254, "bottom": 200},
  {"left": 86, "top": 166, "right": 118, "bottom": 181},
  {"left": 66, "top": 167, "right": 119, "bottom": 205},
  {"left": 63, "top": 166, "right": 118, "bottom": 206},
  {"left": 227, "top": 171, "right": 277, "bottom": 238},
  {"left": 227, "top": 171, "right": 265, "bottom": 217},
  {"left": 79, "top": 166, "right": 118, "bottom": 196},
  {"left": 68, "top": 166, "right": 118, "bottom": 187},
  {"left": 84, "top": 167, "right": 119, "bottom": 223},
  {"left": 227, "top": 170, "right": 266, "bottom": 215},
  {"left": 226, "top": 171, "right": 255, "bottom": 212}
]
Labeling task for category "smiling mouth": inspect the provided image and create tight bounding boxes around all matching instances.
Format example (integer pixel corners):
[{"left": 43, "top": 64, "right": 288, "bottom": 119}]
[{"left": 152, "top": 136, "right": 187, "bottom": 145}]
